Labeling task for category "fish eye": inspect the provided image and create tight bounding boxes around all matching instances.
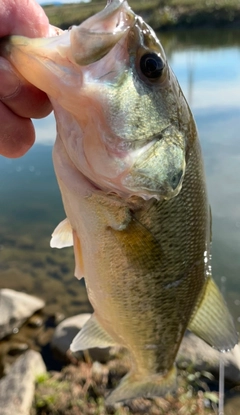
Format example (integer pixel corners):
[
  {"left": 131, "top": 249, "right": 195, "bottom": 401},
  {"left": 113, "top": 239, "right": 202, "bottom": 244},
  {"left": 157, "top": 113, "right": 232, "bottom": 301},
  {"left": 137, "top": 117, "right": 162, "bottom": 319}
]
[{"left": 140, "top": 53, "right": 165, "bottom": 80}]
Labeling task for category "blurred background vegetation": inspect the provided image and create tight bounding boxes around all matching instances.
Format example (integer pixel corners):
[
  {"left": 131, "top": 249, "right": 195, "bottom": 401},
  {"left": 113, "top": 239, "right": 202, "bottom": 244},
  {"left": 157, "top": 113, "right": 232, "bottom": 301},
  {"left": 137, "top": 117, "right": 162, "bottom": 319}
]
[{"left": 43, "top": 0, "right": 240, "bottom": 30}]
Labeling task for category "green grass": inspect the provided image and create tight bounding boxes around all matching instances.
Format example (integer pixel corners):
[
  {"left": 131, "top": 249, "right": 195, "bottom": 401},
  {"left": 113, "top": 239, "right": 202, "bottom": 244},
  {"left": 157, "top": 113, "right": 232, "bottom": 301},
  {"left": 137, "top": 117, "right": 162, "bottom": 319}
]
[{"left": 32, "top": 360, "right": 218, "bottom": 415}]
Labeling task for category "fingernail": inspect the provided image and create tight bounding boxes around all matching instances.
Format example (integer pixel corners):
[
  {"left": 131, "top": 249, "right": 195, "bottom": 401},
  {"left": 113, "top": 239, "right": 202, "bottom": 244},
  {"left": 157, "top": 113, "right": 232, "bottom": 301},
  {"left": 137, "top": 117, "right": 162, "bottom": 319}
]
[{"left": 0, "top": 59, "right": 21, "bottom": 99}]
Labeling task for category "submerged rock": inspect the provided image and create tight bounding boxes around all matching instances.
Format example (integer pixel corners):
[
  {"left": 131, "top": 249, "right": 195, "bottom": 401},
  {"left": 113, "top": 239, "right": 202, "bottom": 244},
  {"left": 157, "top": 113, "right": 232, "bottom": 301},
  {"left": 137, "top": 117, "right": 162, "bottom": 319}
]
[
  {"left": 51, "top": 313, "right": 111, "bottom": 363},
  {"left": 0, "top": 289, "right": 45, "bottom": 339},
  {"left": 177, "top": 331, "right": 240, "bottom": 383},
  {"left": 0, "top": 350, "right": 46, "bottom": 415}
]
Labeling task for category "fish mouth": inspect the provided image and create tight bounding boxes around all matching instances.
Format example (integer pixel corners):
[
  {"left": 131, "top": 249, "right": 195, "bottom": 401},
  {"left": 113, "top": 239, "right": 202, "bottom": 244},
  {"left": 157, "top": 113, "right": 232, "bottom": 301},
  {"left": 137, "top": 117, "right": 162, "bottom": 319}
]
[
  {"left": 85, "top": 0, "right": 133, "bottom": 33},
  {"left": 70, "top": 0, "right": 136, "bottom": 66},
  {"left": 0, "top": 0, "right": 135, "bottom": 70}
]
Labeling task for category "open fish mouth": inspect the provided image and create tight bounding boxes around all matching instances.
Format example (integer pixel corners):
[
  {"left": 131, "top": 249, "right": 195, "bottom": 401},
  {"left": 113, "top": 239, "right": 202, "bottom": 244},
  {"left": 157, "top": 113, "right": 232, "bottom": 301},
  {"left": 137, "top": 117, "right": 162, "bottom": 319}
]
[
  {"left": 70, "top": 0, "right": 135, "bottom": 38},
  {"left": 70, "top": 0, "right": 135, "bottom": 65},
  {"left": 84, "top": 0, "right": 134, "bottom": 33},
  {"left": 0, "top": 0, "right": 135, "bottom": 68},
  {"left": 0, "top": 0, "right": 185, "bottom": 202}
]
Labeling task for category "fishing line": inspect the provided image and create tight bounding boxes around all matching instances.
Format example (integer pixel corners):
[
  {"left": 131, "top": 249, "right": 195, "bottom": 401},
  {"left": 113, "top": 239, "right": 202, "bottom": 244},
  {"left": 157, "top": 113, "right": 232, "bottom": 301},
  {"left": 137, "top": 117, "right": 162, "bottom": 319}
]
[
  {"left": 218, "top": 275, "right": 226, "bottom": 415},
  {"left": 219, "top": 357, "right": 225, "bottom": 415}
]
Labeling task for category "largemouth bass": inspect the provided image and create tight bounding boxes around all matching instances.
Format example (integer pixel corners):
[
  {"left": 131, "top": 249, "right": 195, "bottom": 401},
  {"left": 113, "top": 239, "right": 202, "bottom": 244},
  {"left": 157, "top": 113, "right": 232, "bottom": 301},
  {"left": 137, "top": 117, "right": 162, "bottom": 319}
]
[{"left": 1, "top": 0, "right": 237, "bottom": 404}]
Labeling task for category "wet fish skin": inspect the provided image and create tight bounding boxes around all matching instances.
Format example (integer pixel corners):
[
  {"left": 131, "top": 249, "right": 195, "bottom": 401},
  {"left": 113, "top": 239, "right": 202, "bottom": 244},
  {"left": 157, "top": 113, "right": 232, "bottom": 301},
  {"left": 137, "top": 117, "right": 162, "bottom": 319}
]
[
  {"left": 1, "top": 4, "right": 187, "bottom": 201},
  {"left": 1, "top": 0, "right": 238, "bottom": 404}
]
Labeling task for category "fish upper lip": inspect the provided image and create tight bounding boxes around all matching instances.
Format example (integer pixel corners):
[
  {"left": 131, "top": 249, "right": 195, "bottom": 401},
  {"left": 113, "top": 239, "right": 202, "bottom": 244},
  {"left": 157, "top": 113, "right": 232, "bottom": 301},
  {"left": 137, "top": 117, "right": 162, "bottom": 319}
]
[
  {"left": 69, "top": 1, "right": 135, "bottom": 66},
  {"left": 79, "top": 0, "right": 135, "bottom": 35}
]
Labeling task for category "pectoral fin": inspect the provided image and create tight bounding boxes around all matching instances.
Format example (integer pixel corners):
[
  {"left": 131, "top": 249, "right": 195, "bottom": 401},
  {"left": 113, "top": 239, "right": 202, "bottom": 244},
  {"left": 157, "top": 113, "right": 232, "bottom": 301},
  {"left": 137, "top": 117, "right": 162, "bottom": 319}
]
[
  {"left": 70, "top": 313, "right": 116, "bottom": 352},
  {"left": 73, "top": 230, "right": 84, "bottom": 280},
  {"left": 188, "top": 277, "right": 238, "bottom": 352},
  {"left": 50, "top": 218, "right": 73, "bottom": 248},
  {"left": 50, "top": 219, "right": 84, "bottom": 280}
]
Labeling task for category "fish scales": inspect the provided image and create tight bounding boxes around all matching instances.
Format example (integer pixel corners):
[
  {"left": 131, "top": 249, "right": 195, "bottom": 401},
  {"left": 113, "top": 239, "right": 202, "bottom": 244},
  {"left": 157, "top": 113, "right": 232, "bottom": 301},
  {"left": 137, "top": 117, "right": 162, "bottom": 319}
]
[{"left": 72, "top": 135, "right": 208, "bottom": 376}]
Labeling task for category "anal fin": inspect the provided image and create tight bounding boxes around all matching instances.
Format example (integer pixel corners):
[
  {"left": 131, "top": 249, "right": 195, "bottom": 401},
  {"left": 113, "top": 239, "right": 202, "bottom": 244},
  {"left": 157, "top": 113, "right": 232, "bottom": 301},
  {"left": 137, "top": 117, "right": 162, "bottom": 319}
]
[
  {"left": 70, "top": 313, "right": 117, "bottom": 353},
  {"left": 188, "top": 277, "right": 238, "bottom": 352},
  {"left": 106, "top": 366, "right": 177, "bottom": 405}
]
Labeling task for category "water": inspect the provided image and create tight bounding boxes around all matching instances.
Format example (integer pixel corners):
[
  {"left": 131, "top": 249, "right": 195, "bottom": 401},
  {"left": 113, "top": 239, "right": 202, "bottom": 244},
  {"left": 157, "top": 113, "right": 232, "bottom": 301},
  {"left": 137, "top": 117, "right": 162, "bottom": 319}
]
[{"left": 0, "top": 29, "right": 240, "bottom": 324}]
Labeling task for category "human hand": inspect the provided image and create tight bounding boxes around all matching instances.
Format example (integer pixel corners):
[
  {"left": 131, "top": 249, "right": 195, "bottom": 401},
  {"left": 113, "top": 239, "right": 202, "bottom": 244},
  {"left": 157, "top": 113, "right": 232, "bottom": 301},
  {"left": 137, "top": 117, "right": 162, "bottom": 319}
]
[{"left": 0, "top": 0, "right": 53, "bottom": 158}]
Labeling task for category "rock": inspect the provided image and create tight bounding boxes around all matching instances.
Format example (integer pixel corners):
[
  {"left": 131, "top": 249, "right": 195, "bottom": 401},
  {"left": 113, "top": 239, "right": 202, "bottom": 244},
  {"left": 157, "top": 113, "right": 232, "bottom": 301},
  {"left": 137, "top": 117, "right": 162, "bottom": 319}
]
[
  {"left": 0, "top": 350, "right": 46, "bottom": 415},
  {"left": 51, "top": 313, "right": 111, "bottom": 362},
  {"left": 0, "top": 289, "right": 45, "bottom": 339},
  {"left": 177, "top": 331, "right": 240, "bottom": 383},
  {"left": 6, "top": 341, "right": 29, "bottom": 357},
  {"left": 225, "top": 393, "right": 240, "bottom": 415},
  {"left": 51, "top": 313, "right": 91, "bottom": 355},
  {"left": 27, "top": 314, "right": 44, "bottom": 328}
]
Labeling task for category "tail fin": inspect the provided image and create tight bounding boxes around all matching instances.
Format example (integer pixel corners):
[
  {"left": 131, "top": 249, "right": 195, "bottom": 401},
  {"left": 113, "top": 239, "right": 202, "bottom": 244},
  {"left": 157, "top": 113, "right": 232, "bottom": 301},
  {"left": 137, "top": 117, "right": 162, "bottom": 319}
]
[{"left": 106, "top": 366, "right": 177, "bottom": 405}]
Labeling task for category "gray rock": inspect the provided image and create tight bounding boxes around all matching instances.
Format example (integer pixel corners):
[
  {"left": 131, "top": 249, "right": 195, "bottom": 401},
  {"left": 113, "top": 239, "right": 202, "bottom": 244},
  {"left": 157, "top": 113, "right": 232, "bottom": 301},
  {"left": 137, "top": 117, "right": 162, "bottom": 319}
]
[
  {"left": 0, "top": 350, "right": 46, "bottom": 415},
  {"left": 177, "top": 331, "right": 240, "bottom": 383},
  {"left": 51, "top": 313, "right": 91, "bottom": 355},
  {"left": 0, "top": 289, "right": 45, "bottom": 339},
  {"left": 51, "top": 313, "right": 111, "bottom": 362}
]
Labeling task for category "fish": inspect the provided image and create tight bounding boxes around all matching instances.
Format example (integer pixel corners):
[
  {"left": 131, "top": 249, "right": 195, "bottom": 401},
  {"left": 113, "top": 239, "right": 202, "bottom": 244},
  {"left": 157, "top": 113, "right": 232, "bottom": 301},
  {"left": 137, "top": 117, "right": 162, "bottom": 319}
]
[{"left": 1, "top": 0, "right": 237, "bottom": 405}]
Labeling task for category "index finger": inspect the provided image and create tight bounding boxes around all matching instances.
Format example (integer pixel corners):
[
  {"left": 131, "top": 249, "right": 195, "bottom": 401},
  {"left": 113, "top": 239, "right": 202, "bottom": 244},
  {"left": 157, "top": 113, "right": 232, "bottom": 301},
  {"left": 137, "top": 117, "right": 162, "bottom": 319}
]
[
  {"left": 0, "top": 0, "right": 49, "bottom": 38},
  {"left": 0, "top": 0, "right": 52, "bottom": 157}
]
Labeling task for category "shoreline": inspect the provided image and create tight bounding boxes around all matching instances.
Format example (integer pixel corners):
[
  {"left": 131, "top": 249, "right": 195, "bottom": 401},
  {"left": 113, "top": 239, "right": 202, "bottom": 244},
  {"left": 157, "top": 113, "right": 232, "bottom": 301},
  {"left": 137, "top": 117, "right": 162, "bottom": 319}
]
[
  {"left": 0, "top": 289, "right": 236, "bottom": 415},
  {"left": 1, "top": 290, "right": 239, "bottom": 415},
  {"left": 43, "top": 0, "right": 240, "bottom": 31}
]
